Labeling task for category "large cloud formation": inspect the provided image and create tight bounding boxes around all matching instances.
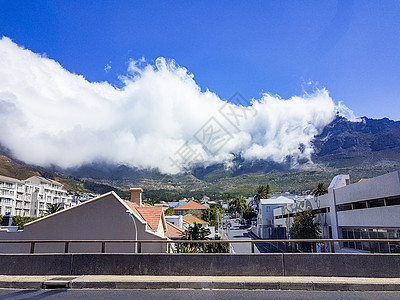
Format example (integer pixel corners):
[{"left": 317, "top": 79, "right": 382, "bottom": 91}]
[{"left": 0, "top": 37, "right": 336, "bottom": 174}]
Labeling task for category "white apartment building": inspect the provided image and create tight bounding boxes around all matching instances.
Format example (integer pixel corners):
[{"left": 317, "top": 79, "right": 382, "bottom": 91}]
[{"left": 0, "top": 175, "right": 74, "bottom": 217}]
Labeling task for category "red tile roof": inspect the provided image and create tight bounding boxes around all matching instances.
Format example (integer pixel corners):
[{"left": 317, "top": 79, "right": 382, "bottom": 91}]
[
  {"left": 165, "top": 222, "right": 185, "bottom": 238},
  {"left": 174, "top": 201, "right": 208, "bottom": 210},
  {"left": 124, "top": 200, "right": 163, "bottom": 230}
]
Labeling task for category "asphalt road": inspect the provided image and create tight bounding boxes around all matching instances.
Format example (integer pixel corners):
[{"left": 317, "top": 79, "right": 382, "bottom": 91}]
[
  {"left": 0, "top": 289, "right": 399, "bottom": 300},
  {"left": 226, "top": 218, "right": 286, "bottom": 253},
  {"left": 227, "top": 219, "right": 260, "bottom": 253}
]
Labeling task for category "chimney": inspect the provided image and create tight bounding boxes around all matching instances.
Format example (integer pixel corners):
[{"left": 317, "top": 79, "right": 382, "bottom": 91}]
[{"left": 130, "top": 188, "right": 143, "bottom": 206}]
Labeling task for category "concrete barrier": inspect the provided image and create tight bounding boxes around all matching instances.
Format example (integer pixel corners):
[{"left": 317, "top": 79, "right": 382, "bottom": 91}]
[
  {"left": 283, "top": 253, "right": 400, "bottom": 278},
  {"left": 0, "top": 254, "right": 72, "bottom": 275},
  {"left": 0, "top": 253, "right": 398, "bottom": 277},
  {"left": 71, "top": 253, "right": 284, "bottom": 276}
]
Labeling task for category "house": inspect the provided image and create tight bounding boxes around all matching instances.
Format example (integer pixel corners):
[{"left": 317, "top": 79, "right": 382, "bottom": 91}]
[
  {"left": 174, "top": 200, "right": 208, "bottom": 218},
  {"left": 165, "top": 222, "right": 185, "bottom": 240},
  {"left": 183, "top": 215, "right": 215, "bottom": 238},
  {"left": 167, "top": 199, "right": 188, "bottom": 208},
  {"left": 72, "top": 192, "right": 98, "bottom": 204},
  {"left": 0, "top": 188, "right": 168, "bottom": 253},
  {"left": 182, "top": 214, "right": 208, "bottom": 228},
  {"left": 256, "top": 196, "right": 295, "bottom": 239},
  {"left": 165, "top": 215, "right": 184, "bottom": 228},
  {"left": 274, "top": 171, "right": 400, "bottom": 253}
]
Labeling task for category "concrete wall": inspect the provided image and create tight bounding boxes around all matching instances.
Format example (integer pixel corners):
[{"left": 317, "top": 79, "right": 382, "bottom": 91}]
[
  {"left": 337, "top": 206, "right": 400, "bottom": 227},
  {"left": 334, "top": 171, "right": 400, "bottom": 204},
  {"left": 0, "top": 193, "right": 167, "bottom": 253},
  {"left": 0, "top": 253, "right": 398, "bottom": 277}
]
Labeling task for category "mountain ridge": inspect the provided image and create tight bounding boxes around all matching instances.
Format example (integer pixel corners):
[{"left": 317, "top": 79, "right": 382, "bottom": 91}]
[{"left": 1, "top": 115, "right": 400, "bottom": 199}]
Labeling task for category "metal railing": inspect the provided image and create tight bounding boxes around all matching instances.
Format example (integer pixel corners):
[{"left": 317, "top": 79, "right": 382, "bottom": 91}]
[{"left": 0, "top": 239, "right": 399, "bottom": 254}]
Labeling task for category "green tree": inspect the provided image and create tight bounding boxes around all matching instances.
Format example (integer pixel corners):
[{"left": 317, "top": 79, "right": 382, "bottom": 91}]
[
  {"left": 289, "top": 210, "right": 321, "bottom": 252},
  {"left": 254, "top": 185, "right": 270, "bottom": 209},
  {"left": 205, "top": 235, "right": 230, "bottom": 253},
  {"left": 179, "top": 223, "right": 211, "bottom": 253},
  {"left": 228, "top": 197, "right": 247, "bottom": 215},
  {"left": 0, "top": 215, "right": 39, "bottom": 230},
  {"left": 202, "top": 207, "right": 223, "bottom": 228},
  {"left": 11, "top": 216, "right": 39, "bottom": 230},
  {"left": 178, "top": 223, "right": 229, "bottom": 253},
  {"left": 242, "top": 206, "right": 257, "bottom": 224},
  {"left": 254, "top": 185, "right": 269, "bottom": 201},
  {"left": 165, "top": 207, "right": 175, "bottom": 216},
  {"left": 312, "top": 183, "right": 328, "bottom": 197},
  {"left": 181, "top": 223, "right": 210, "bottom": 240},
  {"left": 46, "top": 203, "right": 63, "bottom": 215}
]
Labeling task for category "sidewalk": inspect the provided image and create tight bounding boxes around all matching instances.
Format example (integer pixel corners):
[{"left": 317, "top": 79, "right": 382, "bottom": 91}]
[{"left": 0, "top": 275, "right": 399, "bottom": 291}]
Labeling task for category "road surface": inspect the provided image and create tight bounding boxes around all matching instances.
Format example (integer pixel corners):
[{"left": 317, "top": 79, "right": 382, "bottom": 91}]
[{"left": 227, "top": 218, "right": 260, "bottom": 253}]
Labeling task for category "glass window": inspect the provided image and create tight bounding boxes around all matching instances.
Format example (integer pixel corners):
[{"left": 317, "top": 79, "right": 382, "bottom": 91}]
[
  {"left": 354, "top": 202, "right": 367, "bottom": 209},
  {"left": 354, "top": 229, "right": 362, "bottom": 250},
  {"left": 387, "top": 197, "right": 400, "bottom": 206},
  {"left": 342, "top": 230, "right": 349, "bottom": 247}
]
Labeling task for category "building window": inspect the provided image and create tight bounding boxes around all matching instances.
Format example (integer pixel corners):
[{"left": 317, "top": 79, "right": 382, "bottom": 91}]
[{"left": 341, "top": 227, "right": 400, "bottom": 253}]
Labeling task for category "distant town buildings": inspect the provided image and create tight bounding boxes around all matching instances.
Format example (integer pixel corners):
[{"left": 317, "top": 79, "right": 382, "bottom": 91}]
[{"left": 0, "top": 175, "right": 74, "bottom": 218}]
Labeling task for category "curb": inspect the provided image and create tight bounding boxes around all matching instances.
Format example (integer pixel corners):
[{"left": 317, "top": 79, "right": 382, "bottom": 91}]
[
  {"left": 70, "top": 281, "right": 400, "bottom": 291},
  {"left": 0, "top": 276, "right": 399, "bottom": 291}
]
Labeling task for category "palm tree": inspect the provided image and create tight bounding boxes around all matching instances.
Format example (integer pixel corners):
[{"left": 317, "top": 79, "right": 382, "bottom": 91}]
[
  {"left": 228, "top": 196, "right": 247, "bottom": 216},
  {"left": 46, "top": 203, "right": 63, "bottom": 215},
  {"left": 312, "top": 183, "right": 328, "bottom": 197},
  {"left": 179, "top": 223, "right": 211, "bottom": 253},
  {"left": 254, "top": 185, "right": 270, "bottom": 209},
  {"left": 181, "top": 223, "right": 211, "bottom": 240}
]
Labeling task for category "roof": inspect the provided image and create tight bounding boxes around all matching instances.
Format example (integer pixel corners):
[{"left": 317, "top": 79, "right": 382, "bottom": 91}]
[
  {"left": 183, "top": 215, "right": 207, "bottom": 225},
  {"left": 124, "top": 200, "right": 163, "bottom": 230},
  {"left": 23, "top": 191, "right": 167, "bottom": 240},
  {"left": 25, "top": 176, "right": 64, "bottom": 187},
  {"left": 260, "top": 196, "right": 295, "bottom": 205},
  {"left": 174, "top": 200, "right": 208, "bottom": 210},
  {"left": 0, "top": 175, "right": 24, "bottom": 184},
  {"left": 165, "top": 221, "right": 185, "bottom": 238}
]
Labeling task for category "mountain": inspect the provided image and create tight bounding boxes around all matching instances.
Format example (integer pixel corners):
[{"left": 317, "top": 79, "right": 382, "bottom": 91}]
[
  {"left": 313, "top": 116, "right": 400, "bottom": 167},
  {"left": 1, "top": 116, "right": 400, "bottom": 199}
]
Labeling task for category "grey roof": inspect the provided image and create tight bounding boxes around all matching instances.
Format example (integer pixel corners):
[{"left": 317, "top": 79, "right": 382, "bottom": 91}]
[
  {"left": 260, "top": 196, "right": 295, "bottom": 205},
  {"left": 0, "top": 175, "right": 24, "bottom": 184}
]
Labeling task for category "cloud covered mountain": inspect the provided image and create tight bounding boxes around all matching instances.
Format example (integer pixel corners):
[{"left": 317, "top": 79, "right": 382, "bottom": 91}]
[
  {"left": 0, "top": 37, "right": 336, "bottom": 174},
  {"left": 1, "top": 37, "right": 399, "bottom": 196}
]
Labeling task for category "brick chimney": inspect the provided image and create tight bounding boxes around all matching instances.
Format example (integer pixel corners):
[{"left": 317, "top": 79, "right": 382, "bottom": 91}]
[{"left": 130, "top": 188, "right": 143, "bottom": 206}]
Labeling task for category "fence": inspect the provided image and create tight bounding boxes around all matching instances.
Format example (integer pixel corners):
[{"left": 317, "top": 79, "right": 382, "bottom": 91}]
[{"left": 0, "top": 238, "right": 399, "bottom": 253}]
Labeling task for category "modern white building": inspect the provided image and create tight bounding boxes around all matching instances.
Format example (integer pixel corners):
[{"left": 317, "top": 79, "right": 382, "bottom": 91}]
[
  {"left": 0, "top": 175, "right": 74, "bottom": 218},
  {"left": 274, "top": 171, "right": 400, "bottom": 253}
]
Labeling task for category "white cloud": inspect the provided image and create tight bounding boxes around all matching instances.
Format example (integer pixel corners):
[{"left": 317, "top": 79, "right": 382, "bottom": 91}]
[
  {"left": 104, "top": 62, "right": 111, "bottom": 72},
  {"left": 336, "top": 101, "right": 362, "bottom": 122},
  {"left": 0, "top": 37, "right": 337, "bottom": 174}
]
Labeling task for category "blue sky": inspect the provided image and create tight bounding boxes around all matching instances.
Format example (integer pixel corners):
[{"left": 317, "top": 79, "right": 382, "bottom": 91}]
[{"left": 1, "top": 0, "right": 399, "bottom": 120}]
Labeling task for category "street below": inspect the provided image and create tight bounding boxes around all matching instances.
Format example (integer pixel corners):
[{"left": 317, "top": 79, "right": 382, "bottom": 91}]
[
  {"left": 226, "top": 218, "right": 260, "bottom": 253},
  {"left": 0, "top": 289, "right": 398, "bottom": 300}
]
